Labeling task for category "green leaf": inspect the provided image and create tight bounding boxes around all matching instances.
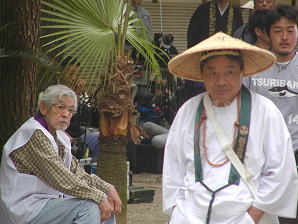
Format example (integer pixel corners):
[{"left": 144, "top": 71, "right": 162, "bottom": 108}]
[{"left": 41, "top": 0, "right": 164, "bottom": 95}]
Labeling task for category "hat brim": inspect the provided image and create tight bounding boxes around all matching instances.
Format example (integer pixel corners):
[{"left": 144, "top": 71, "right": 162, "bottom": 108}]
[{"left": 168, "top": 32, "right": 276, "bottom": 82}]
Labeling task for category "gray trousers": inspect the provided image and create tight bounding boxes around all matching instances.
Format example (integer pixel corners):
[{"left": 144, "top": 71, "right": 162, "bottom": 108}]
[
  {"left": 142, "top": 122, "right": 169, "bottom": 149},
  {"left": 30, "top": 198, "right": 116, "bottom": 224}
]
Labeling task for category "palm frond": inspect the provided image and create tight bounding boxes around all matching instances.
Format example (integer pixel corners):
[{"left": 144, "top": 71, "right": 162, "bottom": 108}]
[{"left": 41, "top": 0, "right": 164, "bottom": 95}]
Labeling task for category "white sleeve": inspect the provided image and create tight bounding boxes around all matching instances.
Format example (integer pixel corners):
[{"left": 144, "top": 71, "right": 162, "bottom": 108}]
[
  {"left": 162, "top": 107, "right": 187, "bottom": 215},
  {"left": 253, "top": 101, "right": 298, "bottom": 218}
]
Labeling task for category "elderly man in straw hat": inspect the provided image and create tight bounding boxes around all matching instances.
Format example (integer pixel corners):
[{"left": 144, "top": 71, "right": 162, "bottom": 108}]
[{"left": 162, "top": 32, "right": 298, "bottom": 224}]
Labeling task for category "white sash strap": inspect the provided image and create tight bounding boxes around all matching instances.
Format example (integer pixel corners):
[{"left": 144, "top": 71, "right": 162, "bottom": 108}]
[{"left": 203, "top": 94, "right": 256, "bottom": 197}]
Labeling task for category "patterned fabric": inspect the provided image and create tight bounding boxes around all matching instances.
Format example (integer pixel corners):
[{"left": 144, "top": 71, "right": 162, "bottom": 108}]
[
  {"left": 209, "top": 1, "right": 234, "bottom": 36},
  {"left": 10, "top": 129, "right": 112, "bottom": 203},
  {"left": 55, "top": 135, "right": 66, "bottom": 161}
]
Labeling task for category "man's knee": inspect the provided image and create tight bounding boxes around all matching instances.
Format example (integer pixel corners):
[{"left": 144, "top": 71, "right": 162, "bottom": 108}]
[
  {"left": 152, "top": 134, "right": 168, "bottom": 149},
  {"left": 82, "top": 200, "right": 100, "bottom": 216},
  {"left": 142, "top": 122, "right": 155, "bottom": 134},
  {"left": 75, "top": 200, "right": 101, "bottom": 224}
]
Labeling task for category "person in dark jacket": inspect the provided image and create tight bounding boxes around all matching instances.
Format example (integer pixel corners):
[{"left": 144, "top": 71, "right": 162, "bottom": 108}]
[{"left": 187, "top": 0, "right": 243, "bottom": 48}]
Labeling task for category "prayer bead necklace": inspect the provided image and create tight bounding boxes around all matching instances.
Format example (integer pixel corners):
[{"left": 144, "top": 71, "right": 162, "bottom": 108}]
[{"left": 200, "top": 95, "right": 240, "bottom": 167}]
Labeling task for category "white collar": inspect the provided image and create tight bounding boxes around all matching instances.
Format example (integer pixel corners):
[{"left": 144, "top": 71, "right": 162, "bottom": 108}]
[{"left": 217, "top": 1, "right": 229, "bottom": 16}]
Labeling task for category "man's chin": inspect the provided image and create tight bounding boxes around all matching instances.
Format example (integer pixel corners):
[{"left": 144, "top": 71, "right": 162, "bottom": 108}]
[
  {"left": 56, "top": 125, "right": 69, "bottom": 131},
  {"left": 276, "top": 50, "right": 295, "bottom": 57}
]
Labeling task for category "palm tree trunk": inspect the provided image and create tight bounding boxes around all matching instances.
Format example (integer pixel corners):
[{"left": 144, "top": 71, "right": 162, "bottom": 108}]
[
  {"left": 0, "top": 0, "right": 40, "bottom": 157},
  {"left": 96, "top": 56, "right": 140, "bottom": 224},
  {"left": 97, "top": 137, "right": 128, "bottom": 224}
]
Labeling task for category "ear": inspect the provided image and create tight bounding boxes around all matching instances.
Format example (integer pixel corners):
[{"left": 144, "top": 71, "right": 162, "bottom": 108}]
[
  {"left": 39, "top": 102, "right": 48, "bottom": 116},
  {"left": 254, "top": 27, "right": 262, "bottom": 37}
]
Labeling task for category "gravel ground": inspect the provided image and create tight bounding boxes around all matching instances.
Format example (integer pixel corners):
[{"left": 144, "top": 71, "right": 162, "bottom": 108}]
[
  {"left": 127, "top": 173, "right": 298, "bottom": 224},
  {"left": 127, "top": 173, "right": 170, "bottom": 224}
]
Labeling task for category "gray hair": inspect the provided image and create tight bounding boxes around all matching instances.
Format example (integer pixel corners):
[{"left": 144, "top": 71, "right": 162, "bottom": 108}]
[{"left": 37, "top": 85, "right": 77, "bottom": 111}]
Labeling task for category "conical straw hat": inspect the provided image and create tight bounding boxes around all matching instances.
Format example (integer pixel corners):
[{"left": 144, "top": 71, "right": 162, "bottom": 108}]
[{"left": 168, "top": 32, "right": 276, "bottom": 82}]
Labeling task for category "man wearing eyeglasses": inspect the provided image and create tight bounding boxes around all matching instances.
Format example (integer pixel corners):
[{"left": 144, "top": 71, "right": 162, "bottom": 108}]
[{"left": 0, "top": 85, "right": 122, "bottom": 224}]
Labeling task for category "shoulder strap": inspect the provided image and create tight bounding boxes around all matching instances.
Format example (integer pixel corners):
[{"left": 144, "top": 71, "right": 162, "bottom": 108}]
[{"left": 203, "top": 87, "right": 256, "bottom": 197}]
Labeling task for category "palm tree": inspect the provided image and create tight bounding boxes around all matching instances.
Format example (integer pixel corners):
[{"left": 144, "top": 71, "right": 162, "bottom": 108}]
[
  {"left": 0, "top": 0, "right": 41, "bottom": 159},
  {"left": 41, "top": 0, "right": 164, "bottom": 223}
]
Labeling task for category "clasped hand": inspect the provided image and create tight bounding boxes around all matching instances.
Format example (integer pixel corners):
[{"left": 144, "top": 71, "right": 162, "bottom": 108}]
[{"left": 99, "top": 187, "right": 122, "bottom": 221}]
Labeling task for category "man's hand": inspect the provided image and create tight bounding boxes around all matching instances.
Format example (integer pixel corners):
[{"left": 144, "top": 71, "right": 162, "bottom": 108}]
[
  {"left": 247, "top": 206, "right": 264, "bottom": 223},
  {"left": 107, "top": 187, "right": 122, "bottom": 214},
  {"left": 99, "top": 198, "right": 113, "bottom": 222}
]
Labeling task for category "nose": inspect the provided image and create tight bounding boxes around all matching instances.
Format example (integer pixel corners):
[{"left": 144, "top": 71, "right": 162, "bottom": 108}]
[
  {"left": 281, "top": 30, "right": 288, "bottom": 40},
  {"left": 215, "top": 74, "right": 227, "bottom": 86}
]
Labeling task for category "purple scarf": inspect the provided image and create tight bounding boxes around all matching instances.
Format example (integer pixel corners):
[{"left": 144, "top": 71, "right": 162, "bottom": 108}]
[{"left": 34, "top": 111, "right": 49, "bottom": 131}]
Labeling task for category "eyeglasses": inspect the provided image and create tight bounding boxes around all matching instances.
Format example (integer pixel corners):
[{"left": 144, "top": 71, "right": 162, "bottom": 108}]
[{"left": 53, "top": 104, "right": 76, "bottom": 115}]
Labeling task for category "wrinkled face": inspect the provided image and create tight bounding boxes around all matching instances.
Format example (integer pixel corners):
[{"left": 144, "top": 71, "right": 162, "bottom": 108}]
[
  {"left": 254, "top": 0, "right": 274, "bottom": 10},
  {"left": 40, "top": 96, "right": 76, "bottom": 134},
  {"left": 269, "top": 17, "right": 298, "bottom": 59},
  {"left": 202, "top": 56, "right": 243, "bottom": 106}
]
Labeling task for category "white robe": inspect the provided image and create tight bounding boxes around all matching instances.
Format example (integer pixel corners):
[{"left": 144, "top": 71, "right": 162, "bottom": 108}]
[{"left": 162, "top": 91, "right": 298, "bottom": 224}]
